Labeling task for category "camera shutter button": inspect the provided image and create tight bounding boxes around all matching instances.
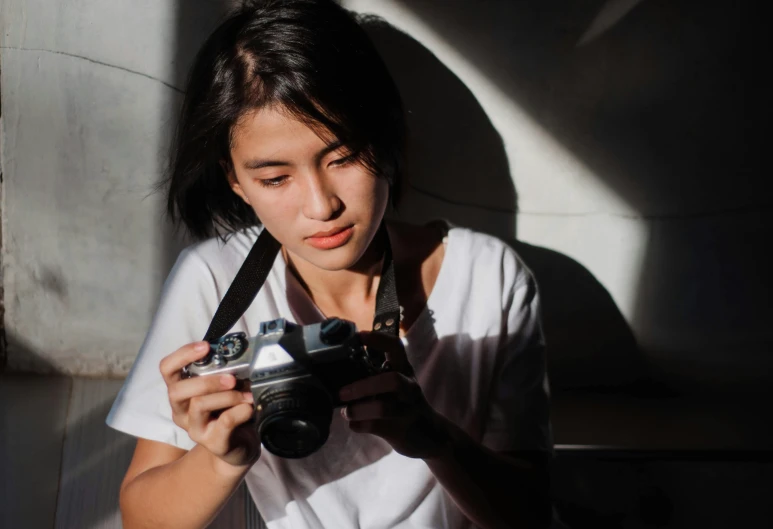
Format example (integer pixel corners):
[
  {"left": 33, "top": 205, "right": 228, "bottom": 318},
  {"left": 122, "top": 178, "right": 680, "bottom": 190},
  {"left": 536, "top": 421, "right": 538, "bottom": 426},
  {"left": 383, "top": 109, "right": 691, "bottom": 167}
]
[{"left": 212, "top": 354, "right": 225, "bottom": 367}]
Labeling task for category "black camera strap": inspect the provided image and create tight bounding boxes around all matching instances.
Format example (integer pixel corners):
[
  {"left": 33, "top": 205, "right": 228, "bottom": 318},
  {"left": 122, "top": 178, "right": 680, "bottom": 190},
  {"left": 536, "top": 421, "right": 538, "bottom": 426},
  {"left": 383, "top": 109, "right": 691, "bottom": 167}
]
[
  {"left": 203, "top": 224, "right": 400, "bottom": 342},
  {"left": 203, "top": 228, "right": 281, "bottom": 343}
]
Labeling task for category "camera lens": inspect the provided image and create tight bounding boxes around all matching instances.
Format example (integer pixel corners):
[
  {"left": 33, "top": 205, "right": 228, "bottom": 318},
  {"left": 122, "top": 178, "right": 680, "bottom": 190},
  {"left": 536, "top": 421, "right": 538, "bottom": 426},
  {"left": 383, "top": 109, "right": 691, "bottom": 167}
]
[{"left": 255, "top": 383, "right": 333, "bottom": 458}]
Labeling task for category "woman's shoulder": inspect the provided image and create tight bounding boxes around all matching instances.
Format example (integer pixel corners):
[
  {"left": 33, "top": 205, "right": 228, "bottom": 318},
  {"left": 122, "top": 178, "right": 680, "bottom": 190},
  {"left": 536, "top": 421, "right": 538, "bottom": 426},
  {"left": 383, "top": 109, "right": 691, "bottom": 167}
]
[
  {"left": 436, "top": 221, "right": 534, "bottom": 289},
  {"left": 159, "top": 228, "right": 267, "bottom": 299},
  {"left": 388, "top": 219, "right": 535, "bottom": 300},
  {"left": 390, "top": 218, "right": 513, "bottom": 256}
]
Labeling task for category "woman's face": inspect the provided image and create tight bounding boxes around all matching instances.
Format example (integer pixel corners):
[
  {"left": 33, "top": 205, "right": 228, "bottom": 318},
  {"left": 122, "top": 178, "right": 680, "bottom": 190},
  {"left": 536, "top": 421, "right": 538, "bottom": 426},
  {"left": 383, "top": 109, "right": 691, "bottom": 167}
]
[{"left": 227, "top": 105, "right": 389, "bottom": 271}]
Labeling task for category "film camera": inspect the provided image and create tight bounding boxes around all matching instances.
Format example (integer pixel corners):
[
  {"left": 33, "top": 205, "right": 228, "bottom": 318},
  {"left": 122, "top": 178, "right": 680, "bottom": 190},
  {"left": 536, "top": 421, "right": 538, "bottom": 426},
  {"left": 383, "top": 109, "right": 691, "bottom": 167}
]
[{"left": 183, "top": 317, "right": 386, "bottom": 458}]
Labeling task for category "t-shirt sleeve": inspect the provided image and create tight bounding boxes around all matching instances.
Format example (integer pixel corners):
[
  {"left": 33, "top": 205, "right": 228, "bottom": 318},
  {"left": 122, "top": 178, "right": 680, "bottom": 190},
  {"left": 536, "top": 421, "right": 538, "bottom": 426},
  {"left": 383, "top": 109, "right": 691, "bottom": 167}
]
[
  {"left": 481, "top": 259, "right": 553, "bottom": 454},
  {"left": 105, "top": 247, "right": 220, "bottom": 450}
]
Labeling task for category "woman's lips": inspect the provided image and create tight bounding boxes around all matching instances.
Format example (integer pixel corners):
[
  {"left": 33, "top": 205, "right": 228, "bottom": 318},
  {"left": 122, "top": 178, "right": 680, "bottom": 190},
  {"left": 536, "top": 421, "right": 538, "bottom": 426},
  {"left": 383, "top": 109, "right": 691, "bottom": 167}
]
[{"left": 305, "top": 226, "right": 354, "bottom": 250}]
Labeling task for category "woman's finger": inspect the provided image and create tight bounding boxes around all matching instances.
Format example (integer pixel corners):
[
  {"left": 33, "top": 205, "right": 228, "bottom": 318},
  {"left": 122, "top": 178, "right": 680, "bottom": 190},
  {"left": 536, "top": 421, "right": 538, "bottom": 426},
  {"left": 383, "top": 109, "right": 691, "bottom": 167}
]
[
  {"left": 167, "top": 374, "right": 237, "bottom": 421},
  {"left": 188, "top": 390, "right": 254, "bottom": 436},
  {"left": 347, "top": 418, "right": 398, "bottom": 436},
  {"left": 216, "top": 401, "right": 255, "bottom": 439},
  {"left": 342, "top": 395, "right": 404, "bottom": 421},
  {"left": 203, "top": 405, "right": 261, "bottom": 463},
  {"left": 168, "top": 374, "right": 237, "bottom": 408},
  {"left": 159, "top": 341, "right": 212, "bottom": 386},
  {"left": 339, "top": 370, "right": 416, "bottom": 403}
]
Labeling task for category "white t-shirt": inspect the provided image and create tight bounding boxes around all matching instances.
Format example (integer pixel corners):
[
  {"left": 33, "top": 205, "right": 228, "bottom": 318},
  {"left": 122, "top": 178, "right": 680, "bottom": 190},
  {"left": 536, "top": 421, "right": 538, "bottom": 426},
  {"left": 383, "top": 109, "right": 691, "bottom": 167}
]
[{"left": 106, "top": 224, "right": 552, "bottom": 529}]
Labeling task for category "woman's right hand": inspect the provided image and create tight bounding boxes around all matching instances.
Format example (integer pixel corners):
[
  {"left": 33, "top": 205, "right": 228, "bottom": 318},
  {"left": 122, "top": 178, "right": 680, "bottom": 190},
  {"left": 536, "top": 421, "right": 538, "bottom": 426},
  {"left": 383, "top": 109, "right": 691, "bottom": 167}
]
[{"left": 159, "top": 341, "right": 261, "bottom": 468}]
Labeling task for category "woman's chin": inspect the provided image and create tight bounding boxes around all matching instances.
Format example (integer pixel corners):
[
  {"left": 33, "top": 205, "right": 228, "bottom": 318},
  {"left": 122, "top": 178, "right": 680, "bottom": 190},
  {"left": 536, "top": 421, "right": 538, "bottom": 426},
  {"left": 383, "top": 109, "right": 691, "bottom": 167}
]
[
  {"left": 293, "top": 244, "right": 366, "bottom": 272},
  {"left": 284, "top": 225, "right": 383, "bottom": 272}
]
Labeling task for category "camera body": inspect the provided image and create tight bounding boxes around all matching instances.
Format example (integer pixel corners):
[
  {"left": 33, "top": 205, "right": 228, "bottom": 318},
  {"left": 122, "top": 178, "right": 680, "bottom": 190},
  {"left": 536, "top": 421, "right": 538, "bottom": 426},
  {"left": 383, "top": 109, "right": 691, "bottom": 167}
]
[{"left": 183, "top": 317, "right": 385, "bottom": 458}]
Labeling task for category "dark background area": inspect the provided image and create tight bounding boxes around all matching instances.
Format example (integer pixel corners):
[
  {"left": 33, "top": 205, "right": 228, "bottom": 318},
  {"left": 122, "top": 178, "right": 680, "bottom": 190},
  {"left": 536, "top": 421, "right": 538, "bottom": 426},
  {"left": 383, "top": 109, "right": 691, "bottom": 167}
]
[
  {"left": 359, "top": 1, "right": 772, "bottom": 526},
  {"left": 384, "top": 0, "right": 771, "bottom": 396}
]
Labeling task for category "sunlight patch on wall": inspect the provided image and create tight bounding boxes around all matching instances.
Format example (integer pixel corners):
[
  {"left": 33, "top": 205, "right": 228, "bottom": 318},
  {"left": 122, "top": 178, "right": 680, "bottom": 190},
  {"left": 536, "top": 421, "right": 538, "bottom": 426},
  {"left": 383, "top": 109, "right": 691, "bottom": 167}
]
[
  {"left": 343, "top": 0, "right": 636, "bottom": 218},
  {"left": 342, "top": 0, "right": 648, "bottom": 318}
]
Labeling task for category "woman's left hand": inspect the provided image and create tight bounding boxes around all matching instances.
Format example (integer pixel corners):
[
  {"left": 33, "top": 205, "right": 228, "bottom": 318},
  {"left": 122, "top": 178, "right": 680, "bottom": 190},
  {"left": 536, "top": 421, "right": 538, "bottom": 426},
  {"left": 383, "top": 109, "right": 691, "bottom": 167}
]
[{"left": 338, "top": 331, "right": 451, "bottom": 459}]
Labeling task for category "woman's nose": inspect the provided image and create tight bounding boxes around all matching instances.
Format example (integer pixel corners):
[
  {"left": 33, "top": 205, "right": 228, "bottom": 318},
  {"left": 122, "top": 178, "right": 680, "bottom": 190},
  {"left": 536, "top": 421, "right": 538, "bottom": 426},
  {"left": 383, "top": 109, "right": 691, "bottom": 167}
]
[{"left": 301, "top": 173, "right": 342, "bottom": 221}]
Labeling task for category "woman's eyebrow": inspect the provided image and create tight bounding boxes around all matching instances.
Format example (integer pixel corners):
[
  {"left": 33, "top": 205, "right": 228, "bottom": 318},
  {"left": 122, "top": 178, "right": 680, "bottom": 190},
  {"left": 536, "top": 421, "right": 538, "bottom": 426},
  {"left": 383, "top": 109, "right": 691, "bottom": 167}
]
[
  {"left": 315, "top": 140, "right": 344, "bottom": 162},
  {"left": 243, "top": 159, "right": 290, "bottom": 170},
  {"left": 243, "top": 141, "right": 344, "bottom": 170}
]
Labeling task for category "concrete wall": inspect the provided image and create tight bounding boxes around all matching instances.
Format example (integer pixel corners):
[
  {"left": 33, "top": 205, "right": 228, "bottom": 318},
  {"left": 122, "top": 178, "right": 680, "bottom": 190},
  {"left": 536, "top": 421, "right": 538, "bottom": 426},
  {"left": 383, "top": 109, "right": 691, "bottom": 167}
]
[
  {"left": 0, "top": 0, "right": 229, "bottom": 375},
  {"left": 2, "top": 1, "right": 770, "bottom": 393}
]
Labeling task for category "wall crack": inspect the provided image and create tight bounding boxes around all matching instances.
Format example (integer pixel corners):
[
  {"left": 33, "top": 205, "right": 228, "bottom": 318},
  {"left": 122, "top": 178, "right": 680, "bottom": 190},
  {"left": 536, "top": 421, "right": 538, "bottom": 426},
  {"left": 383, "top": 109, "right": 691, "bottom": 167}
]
[{"left": 0, "top": 46, "right": 184, "bottom": 94}]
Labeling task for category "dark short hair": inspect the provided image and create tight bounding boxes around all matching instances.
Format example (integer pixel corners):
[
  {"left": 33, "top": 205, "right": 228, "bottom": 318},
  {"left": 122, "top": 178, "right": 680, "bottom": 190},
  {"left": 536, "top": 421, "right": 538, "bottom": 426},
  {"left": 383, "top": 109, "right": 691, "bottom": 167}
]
[{"left": 165, "top": 0, "right": 405, "bottom": 240}]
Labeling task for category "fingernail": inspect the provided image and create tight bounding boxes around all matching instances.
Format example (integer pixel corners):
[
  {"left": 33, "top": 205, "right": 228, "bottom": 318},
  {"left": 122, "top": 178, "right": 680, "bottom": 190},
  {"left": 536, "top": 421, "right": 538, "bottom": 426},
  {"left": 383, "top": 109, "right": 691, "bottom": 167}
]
[
  {"left": 195, "top": 342, "right": 210, "bottom": 353},
  {"left": 243, "top": 391, "right": 253, "bottom": 403},
  {"left": 220, "top": 375, "right": 233, "bottom": 387},
  {"left": 340, "top": 407, "right": 348, "bottom": 420}
]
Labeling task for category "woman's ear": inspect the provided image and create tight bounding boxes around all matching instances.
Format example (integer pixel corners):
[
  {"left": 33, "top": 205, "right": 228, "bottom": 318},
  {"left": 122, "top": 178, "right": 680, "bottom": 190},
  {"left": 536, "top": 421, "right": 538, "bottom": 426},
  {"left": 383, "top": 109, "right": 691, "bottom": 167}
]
[{"left": 221, "top": 160, "right": 251, "bottom": 205}]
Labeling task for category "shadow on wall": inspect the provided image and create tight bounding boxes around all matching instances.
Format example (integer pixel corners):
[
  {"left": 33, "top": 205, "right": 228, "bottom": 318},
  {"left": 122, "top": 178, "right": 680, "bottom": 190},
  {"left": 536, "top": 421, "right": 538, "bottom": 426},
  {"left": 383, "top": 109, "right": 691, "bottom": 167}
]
[
  {"left": 359, "top": 15, "right": 517, "bottom": 241},
  {"left": 391, "top": 0, "right": 773, "bottom": 393},
  {"left": 362, "top": 17, "right": 652, "bottom": 394},
  {"left": 158, "top": 2, "right": 236, "bottom": 280}
]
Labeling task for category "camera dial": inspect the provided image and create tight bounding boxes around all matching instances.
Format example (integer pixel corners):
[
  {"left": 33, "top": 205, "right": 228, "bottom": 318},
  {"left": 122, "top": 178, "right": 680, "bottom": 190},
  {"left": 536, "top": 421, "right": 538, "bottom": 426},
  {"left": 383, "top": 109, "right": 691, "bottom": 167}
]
[
  {"left": 319, "top": 318, "right": 350, "bottom": 345},
  {"left": 217, "top": 332, "right": 247, "bottom": 360}
]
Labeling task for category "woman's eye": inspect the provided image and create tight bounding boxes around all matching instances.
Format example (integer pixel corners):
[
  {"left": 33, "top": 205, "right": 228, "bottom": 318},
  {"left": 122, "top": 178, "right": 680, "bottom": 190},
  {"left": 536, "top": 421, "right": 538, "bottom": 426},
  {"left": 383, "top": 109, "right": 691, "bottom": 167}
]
[
  {"left": 258, "top": 176, "right": 288, "bottom": 188},
  {"left": 329, "top": 155, "right": 354, "bottom": 167}
]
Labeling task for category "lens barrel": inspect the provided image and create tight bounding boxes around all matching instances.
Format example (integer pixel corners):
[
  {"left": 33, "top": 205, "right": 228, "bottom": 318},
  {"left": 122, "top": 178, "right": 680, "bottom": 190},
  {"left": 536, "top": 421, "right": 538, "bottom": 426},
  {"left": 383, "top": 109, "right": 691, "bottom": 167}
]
[{"left": 255, "top": 382, "right": 334, "bottom": 458}]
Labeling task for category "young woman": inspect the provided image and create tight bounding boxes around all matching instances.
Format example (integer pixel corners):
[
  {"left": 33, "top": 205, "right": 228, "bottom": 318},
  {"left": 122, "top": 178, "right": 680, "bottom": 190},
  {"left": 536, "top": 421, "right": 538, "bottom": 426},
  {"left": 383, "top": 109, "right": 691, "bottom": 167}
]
[{"left": 106, "top": 1, "right": 552, "bottom": 528}]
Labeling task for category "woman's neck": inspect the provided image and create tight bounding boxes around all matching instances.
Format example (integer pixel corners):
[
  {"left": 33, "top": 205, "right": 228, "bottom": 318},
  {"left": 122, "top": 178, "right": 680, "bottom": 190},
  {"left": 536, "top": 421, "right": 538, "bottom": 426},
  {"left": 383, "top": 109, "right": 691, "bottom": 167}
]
[
  {"left": 282, "top": 220, "right": 446, "bottom": 333},
  {"left": 282, "top": 235, "right": 385, "bottom": 316}
]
